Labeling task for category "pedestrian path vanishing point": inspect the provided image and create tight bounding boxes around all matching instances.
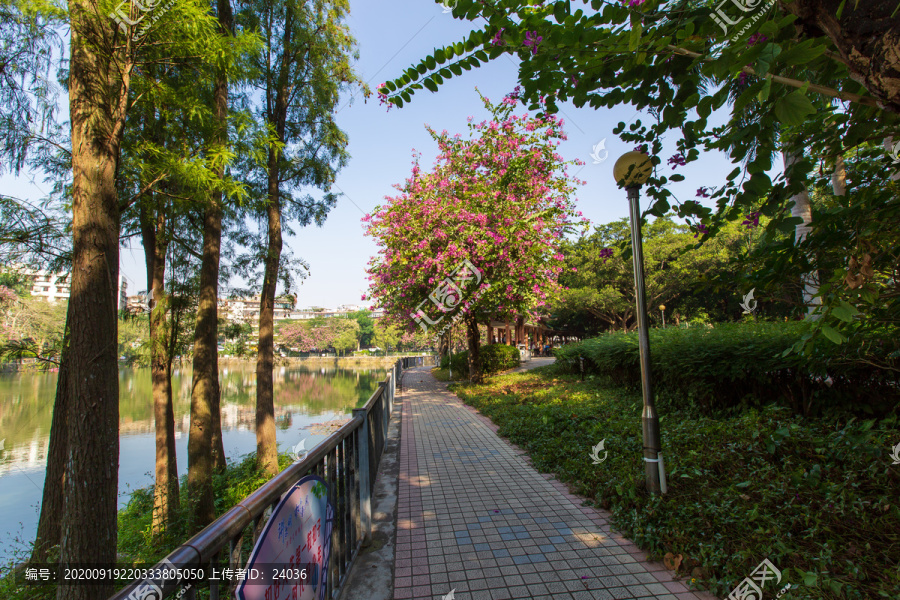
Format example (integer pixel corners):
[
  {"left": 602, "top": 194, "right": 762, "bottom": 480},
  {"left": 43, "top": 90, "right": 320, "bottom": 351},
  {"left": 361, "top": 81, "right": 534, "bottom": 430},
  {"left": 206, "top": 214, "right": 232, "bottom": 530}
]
[{"left": 393, "top": 366, "right": 718, "bottom": 600}]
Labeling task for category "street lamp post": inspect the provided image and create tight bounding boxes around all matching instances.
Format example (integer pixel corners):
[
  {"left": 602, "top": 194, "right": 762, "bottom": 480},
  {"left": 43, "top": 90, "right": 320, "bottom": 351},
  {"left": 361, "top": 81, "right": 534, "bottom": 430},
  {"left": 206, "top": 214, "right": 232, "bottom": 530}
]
[
  {"left": 659, "top": 304, "right": 666, "bottom": 328},
  {"left": 612, "top": 151, "right": 667, "bottom": 495},
  {"left": 448, "top": 326, "right": 452, "bottom": 381}
]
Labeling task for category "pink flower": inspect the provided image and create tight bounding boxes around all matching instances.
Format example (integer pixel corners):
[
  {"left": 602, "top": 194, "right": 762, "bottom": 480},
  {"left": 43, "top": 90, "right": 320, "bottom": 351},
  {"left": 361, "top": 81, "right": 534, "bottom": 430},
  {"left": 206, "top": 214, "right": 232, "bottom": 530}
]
[
  {"left": 742, "top": 211, "right": 760, "bottom": 229},
  {"left": 524, "top": 31, "right": 542, "bottom": 55},
  {"left": 667, "top": 153, "right": 686, "bottom": 168},
  {"left": 377, "top": 83, "right": 393, "bottom": 112}
]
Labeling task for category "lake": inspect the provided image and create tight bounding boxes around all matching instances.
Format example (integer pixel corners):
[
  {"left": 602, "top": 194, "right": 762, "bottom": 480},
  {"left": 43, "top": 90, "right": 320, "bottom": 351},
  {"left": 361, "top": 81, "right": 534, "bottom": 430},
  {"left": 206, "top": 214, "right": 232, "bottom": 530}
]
[{"left": 0, "top": 361, "right": 387, "bottom": 565}]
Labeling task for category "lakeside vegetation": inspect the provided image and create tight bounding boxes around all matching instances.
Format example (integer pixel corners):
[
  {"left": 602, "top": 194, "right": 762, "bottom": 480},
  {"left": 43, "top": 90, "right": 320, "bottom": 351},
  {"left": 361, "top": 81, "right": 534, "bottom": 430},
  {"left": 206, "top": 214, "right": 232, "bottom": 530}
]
[{"left": 0, "top": 452, "right": 291, "bottom": 600}]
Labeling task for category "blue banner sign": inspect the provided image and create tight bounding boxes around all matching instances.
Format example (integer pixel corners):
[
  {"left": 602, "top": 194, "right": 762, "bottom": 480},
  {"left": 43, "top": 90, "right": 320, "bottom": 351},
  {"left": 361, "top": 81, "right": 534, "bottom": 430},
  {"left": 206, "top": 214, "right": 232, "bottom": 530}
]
[{"left": 235, "top": 475, "right": 334, "bottom": 600}]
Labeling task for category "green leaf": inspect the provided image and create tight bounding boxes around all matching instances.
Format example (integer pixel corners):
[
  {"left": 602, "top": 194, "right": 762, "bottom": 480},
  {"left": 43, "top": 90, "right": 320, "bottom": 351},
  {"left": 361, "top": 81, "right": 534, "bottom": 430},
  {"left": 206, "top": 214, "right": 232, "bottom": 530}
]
[
  {"left": 758, "top": 79, "right": 771, "bottom": 102},
  {"left": 832, "top": 305, "right": 853, "bottom": 323},
  {"left": 734, "top": 81, "right": 766, "bottom": 114},
  {"left": 423, "top": 78, "right": 439, "bottom": 92},
  {"left": 775, "top": 216, "right": 804, "bottom": 233},
  {"left": 554, "top": 1, "right": 567, "bottom": 22},
  {"left": 425, "top": 55, "right": 436, "bottom": 70},
  {"left": 777, "top": 39, "right": 826, "bottom": 67},
  {"left": 744, "top": 173, "right": 772, "bottom": 196},
  {"left": 839, "top": 300, "right": 860, "bottom": 318},
  {"left": 821, "top": 325, "right": 845, "bottom": 345},
  {"left": 435, "top": 48, "right": 446, "bottom": 64},
  {"left": 836, "top": 0, "right": 848, "bottom": 18},
  {"left": 384, "top": 80, "right": 396, "bottom": 92},
  {"left": 774, "top": 89, "right": 817, "bottom": 126},
  {"left": 629, "top": 22, "right": 642, "bottom": 52},
  {"left": 697, "top": 97, "right": 712, "bottom": 118},
  {"left": 735, "top": 481, "right": 751, "bottom": 488}
]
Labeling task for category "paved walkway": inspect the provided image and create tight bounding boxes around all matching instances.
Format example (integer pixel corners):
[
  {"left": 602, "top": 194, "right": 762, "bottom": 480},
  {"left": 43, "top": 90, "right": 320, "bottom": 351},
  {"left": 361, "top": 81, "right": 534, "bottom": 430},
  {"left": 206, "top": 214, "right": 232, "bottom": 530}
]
[
  {"left": 393, "top": 366, "right": 717, "bottom": 600},
  {"left": 507, "top": 356, "right": 556, "bottom": 373}
]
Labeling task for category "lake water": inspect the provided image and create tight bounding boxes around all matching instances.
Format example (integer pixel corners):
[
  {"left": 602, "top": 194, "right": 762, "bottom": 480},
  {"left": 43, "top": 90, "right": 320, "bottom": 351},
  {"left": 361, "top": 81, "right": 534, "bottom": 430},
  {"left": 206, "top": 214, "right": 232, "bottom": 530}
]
[{"left": 0, "top": 362, "right": 386, "bottom": 564}]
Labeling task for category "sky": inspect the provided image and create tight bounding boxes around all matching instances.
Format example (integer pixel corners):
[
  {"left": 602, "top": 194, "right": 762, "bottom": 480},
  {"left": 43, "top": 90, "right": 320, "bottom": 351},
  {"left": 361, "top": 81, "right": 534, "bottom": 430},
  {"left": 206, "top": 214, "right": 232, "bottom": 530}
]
[{"left": 2, "top": 0, "right": 739, "bottom": 310}]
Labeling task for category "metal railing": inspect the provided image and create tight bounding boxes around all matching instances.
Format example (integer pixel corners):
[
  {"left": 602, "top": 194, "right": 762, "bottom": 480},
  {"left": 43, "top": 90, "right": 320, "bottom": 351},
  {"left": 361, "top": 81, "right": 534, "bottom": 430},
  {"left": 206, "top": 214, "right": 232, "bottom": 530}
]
[{"left": 109, "top": 358, "right": 416, "bottom": 600}]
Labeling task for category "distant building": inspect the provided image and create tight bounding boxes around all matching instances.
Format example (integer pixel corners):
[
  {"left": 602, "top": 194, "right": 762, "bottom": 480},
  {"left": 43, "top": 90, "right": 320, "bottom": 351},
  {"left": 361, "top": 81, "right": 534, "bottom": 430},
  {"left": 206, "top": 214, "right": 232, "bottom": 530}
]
[
  {"left": 126, "top": 294, "right": 150, "bottom": 315},
  {"left": 285, "top": 304, "right": 380, "bottom": 320},
  {"left": 25, "top": 270, "right": 70, "bottom": 304},
  {"left": 16, "top": 268, "right": 127, "bottom": 309},
  {"left": 220, "top": 295, "right": 261, "bottom": 324}
]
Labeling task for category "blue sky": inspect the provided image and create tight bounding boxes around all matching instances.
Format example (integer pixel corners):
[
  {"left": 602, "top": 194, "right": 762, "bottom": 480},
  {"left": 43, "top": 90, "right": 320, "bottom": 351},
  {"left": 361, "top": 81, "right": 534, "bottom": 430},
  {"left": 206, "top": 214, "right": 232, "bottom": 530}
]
[{"left": 2, "top": 0, "right": 738, "bottom": 309}]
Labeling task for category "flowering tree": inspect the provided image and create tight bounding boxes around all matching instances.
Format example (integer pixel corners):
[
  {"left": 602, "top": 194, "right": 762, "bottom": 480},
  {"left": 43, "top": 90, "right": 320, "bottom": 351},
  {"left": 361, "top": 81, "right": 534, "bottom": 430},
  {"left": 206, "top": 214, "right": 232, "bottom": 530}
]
[
  {"left": 375, "top": 0, "right": 900, "bottom": 359},
  {"left": 281, "top": 319, "right": 334, "bottom": 353},
  {"left": 364, "top": 91, "right": 587, "bottom": 382}
]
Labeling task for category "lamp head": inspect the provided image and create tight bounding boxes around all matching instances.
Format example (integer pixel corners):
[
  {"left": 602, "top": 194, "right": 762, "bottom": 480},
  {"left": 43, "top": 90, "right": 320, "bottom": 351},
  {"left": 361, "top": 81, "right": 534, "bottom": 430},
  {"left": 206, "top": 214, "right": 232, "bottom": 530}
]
[{"left": 613, "top": 151, "right": 652, "bottom": 187}]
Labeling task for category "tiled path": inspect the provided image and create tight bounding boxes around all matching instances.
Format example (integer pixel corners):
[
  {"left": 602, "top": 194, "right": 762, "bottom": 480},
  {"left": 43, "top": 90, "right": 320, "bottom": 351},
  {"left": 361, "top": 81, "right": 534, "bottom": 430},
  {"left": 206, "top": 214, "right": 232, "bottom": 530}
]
[{"left": 393, "top": 367, "right": 717, "bottom": 600}]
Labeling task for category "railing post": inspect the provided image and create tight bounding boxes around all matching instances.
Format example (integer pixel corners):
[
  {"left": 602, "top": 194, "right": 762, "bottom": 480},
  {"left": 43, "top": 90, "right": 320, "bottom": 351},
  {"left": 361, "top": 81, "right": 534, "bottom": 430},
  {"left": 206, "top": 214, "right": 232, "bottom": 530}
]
[
  {"left": 383, "top": 372, "right": 391, "bottom": 438},
  {"left": 352, "top": 407, "right": 372, "bottom": 543}
]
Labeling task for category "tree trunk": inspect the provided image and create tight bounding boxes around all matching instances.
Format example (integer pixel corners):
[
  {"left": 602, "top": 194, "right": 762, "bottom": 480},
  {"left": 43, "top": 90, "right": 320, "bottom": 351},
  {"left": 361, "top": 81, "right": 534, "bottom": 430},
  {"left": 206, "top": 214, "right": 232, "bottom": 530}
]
[
  {"left": 140, "top": 200, "right": 179, "bottom": 536},
  {"left": 31, "top": 301, "right": 72, "bottom": 563},
  {"left": 256, "top": 149, "right": 284, "bottom": 476},
  {"left": 831, "top": 154, "right": 846, "bottom": 196},
  {"left": 438, "top": 331, "right": 449, "bottom": 363},
  {"left": 465, "top": 313, "right": 483, "bottom": 383},
  {"left": 779, "top": 0, "right": 900, "bottom": 113},
  {"left": 59, "top": 4, "right": 128, "bottom": 594},
  {"left": 188, "top": 201, "right": 222, "bottom": 528},
  {"left": 188, "top": 0, "right": 232, "bottom": 525},
  {"left": 782, "top": 150, "right": 821, "bottom": 315},
  {"left": 255, "top": 2, "right": 293, "bottom": 475}
]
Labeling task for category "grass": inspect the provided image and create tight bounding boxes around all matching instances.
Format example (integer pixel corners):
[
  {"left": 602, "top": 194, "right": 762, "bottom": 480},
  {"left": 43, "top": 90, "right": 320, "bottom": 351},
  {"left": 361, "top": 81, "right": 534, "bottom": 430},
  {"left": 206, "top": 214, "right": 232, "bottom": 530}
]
[
  {"left": 449, "top": 364, "right": 900, "bottom": 600},
  {"left": 430, "top": 366, "right": 469, "bottom": 382}
]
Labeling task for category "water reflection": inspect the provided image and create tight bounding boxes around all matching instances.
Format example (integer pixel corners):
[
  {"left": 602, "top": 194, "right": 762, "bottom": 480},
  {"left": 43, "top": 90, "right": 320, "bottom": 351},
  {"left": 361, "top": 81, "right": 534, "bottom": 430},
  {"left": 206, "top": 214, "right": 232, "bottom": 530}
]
[
  {"left": 1, "top": 363, "right": 383, "bottom": 471},
  {"left": 0, "top": 362, "right": 386, "bottom": 561}
]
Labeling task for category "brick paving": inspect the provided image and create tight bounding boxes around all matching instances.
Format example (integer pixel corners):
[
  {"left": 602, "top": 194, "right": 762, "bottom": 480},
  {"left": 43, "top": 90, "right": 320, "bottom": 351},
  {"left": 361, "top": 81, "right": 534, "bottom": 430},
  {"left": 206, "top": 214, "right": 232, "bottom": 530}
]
[{"left": 393, "top": 366, "right": 718, "bottom": 600}]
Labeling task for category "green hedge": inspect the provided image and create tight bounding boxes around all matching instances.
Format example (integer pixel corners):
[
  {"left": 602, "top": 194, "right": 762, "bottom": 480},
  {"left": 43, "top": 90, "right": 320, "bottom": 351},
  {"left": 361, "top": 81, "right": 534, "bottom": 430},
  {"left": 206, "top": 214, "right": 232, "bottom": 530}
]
[
  {"left": 440, "top": 343, "right": 520, "bottom": 375},
  {"left": 554, "top": 322, "right": 898, "bottom": 417}
]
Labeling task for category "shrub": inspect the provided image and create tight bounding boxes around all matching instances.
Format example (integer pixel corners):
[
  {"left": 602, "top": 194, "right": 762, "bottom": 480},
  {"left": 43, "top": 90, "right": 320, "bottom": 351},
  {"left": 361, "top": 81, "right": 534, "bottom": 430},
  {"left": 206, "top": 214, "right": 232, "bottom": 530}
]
[
  {"left": 554, "top": 322, "right": 898, "bottom": 417},
  {"left": 440, "top": 343, "right": 520, "bottom": 375},
  {"left": 480, "top": 343, "right": 521, "bottom": 373}
]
